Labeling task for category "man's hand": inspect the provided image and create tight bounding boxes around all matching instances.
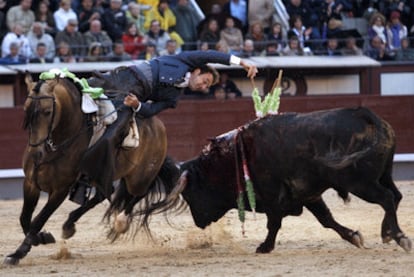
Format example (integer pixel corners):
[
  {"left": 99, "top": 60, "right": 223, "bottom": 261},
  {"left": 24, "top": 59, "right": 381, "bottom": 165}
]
[
  {"left": 240, "top": 60, "right": 258, "bottom": 79},
  {"left": 124, "top": 93, "right": 140, "bottom": 110}
]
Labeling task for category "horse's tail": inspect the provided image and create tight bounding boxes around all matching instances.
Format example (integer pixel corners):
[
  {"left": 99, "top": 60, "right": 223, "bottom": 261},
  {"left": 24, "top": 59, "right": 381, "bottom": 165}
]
[{"left": 132, "top": 156, "right": 187, "bottom": 235}]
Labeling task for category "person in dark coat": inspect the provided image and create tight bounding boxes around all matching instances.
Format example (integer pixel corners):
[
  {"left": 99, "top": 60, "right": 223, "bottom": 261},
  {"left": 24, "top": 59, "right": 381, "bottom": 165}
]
[{"left": 70, "top": 50, "right": 258, "bottom": 204}]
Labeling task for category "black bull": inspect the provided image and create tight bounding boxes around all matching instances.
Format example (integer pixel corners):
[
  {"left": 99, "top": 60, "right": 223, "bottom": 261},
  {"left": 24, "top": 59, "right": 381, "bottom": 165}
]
[{"left": 162, "top": 107, "right": 412, "bottom": 253}]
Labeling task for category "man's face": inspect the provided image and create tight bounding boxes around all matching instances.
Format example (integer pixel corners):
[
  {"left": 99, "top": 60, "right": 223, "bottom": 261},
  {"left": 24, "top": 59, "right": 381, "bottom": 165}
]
[{"left": 188, "top": 69, "right": 214, "bottom": 92}]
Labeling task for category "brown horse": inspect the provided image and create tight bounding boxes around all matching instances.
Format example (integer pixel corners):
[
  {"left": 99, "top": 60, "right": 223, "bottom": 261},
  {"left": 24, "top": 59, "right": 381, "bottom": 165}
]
[{"left": 3, "top": 73, "right": 179, "bottom": 265}]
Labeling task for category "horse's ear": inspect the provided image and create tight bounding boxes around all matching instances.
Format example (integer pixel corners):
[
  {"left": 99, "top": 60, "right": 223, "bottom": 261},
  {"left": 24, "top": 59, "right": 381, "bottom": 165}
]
[{"left": 24, "top": 71, "right": 34, "bottom": 92}]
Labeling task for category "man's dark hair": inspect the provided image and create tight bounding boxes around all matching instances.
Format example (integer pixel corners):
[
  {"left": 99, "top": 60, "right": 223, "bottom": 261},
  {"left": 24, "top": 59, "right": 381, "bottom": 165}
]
[{"left": 198, "top": 65, "right": 220, "bottom": 86}]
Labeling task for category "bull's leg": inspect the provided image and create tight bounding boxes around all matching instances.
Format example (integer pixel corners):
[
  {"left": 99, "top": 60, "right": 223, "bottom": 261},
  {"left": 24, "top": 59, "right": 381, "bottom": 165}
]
[
  {"left": 4, "top": 190, "right": 67, "bottom": 265},
  {"left": 350, "top": 181, "right": 411, "bottom": 252},
  {"left": 306, "top": 198, "right": 364, "bottom": 248},
  {"left": 379, "top": 171, "right": 403, "bottom": 243},
  {"left": 256, "top": 210, "right": 282, "bottom": 253},
  {"left": 62, "top": 190, "right": 106, "bottom": 239}
]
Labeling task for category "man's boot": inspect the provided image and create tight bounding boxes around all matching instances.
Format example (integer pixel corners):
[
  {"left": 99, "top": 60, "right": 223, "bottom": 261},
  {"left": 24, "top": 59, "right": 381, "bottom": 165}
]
[{"left": 69, "top": 176, "right": 90, "bottom": 205}]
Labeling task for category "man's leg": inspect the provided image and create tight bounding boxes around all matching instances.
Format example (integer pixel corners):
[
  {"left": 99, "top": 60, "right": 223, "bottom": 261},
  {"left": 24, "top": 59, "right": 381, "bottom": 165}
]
[{"left": 69, "top": 105, "right": 133, "bottom": 204}]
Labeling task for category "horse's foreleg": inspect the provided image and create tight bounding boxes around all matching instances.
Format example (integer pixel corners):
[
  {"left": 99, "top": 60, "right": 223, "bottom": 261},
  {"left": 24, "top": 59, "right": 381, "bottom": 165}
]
[
  {"left": 19, "top": 179, "right": 40, "bottom": 235},
  {"left": 62, "top": 190, "right": 106, "bottom": 239},
  {"left": 4, "top": 190, "right": 67, "bottom": 266}
]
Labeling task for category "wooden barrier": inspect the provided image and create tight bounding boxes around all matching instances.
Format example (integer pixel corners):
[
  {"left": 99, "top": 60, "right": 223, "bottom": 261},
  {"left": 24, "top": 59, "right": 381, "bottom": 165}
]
[{"left": 1, "top": 95, "right": 413, "bottom": 169}]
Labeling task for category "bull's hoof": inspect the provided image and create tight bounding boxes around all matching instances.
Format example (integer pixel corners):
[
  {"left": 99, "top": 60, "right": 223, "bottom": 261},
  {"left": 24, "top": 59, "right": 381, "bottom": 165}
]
[
  {"left": 398, "top": 237, "right": 412, "bottom": 253},
  {"left": 62, "top": 224, "right": 76, "bottom": 240},
  {"left": 351, "top": 231, "right": 364, "bottom": 248},
  {"left": 382, "top": 235, "right": 392, "bottom": 244},
  {"left": 256, "top": 243, "right": 274, "bottom": 254},
  {"left": 38, "top": 232, "right": 56, "bottom": 244},
  {"left": 3, "top": 255, "right": 20, "bottom": 266}
]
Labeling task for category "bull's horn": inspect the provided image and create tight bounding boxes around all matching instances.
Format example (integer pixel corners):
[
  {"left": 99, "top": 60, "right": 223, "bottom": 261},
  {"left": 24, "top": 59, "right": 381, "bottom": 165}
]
[{"left": 165, "top": 170, "right": 188, "bottom": 202}]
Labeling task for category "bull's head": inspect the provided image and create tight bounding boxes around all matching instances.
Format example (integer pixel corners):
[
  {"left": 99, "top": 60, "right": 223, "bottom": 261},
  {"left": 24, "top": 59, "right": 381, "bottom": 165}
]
[{"left": 180, "top": 137, "right": 239, "bottom": 228}]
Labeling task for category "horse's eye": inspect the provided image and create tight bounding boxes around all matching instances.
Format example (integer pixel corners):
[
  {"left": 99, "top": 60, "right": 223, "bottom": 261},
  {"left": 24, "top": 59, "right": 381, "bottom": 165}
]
[{"left": 43, "top": 110, "right": 52, "bottom": 117}]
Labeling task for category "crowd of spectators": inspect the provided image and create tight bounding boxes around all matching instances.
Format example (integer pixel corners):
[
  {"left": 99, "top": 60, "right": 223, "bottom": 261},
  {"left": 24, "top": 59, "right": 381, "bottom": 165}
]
[{"left": 1, "top": 0, "right": 414, "bottom": 65}]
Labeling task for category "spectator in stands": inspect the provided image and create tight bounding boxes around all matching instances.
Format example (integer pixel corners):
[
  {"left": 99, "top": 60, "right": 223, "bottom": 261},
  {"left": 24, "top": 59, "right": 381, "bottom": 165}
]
[
  {"left": 282, "top": 35, "right": 312, "bottom": 56},
  {"left": 27, "top": 22, "right": 55, "bottom": 60},
  {"left": 198, "top": 18, "right": 220, "bottom": 50},
  {"left": 0, "top": 9, "right": 6, "bottom": 44},
  {"left": 212, "top": 86, "right": 226, "bottom": 100},
  {"left": 107, "top": 40, "right": 132, "bottom": 61},
  {"left": 144, "top": 19, "right": 171, "bottom": 54},
  {"left": 159, "top": 39, "right": 180, "bottom": 56},
  {"left": 209, "top": 71, "right": 243, "bottom": 99},
  {"left": 1, "top": 24, "right": 31, "bottom": 58},
  {"left": 29, "top": 42, "right": 54, "bottom": 63},
  {"left": 55, "top": 18, "right": 86, "bottom": 61},
  {"left": 318, "top": 0, "right": 352, "bottom": 39},
  {"left": 54, "top": 0, "right": 78, "bottom": 32},
  {"left": 395, "top": 37, "right": 414, "bottom": 61},
  {"left": 172, "top": 0, "right": 200, "bottom": 50},
  {"left": 83, "top": 19, "right": 113, "bottom": 55},
  {"left": 77, "top": 0, "right": 101, "bottom": 33},
  {"left": 287, "top": 14, "right": 313, "bottom": 50},
  {"left": 0, "top": 42, "right": 27, "bottom": 64},
  {"left": 143, "top": 0, "right": 184, "bottom": 49},
  {"left": 240, "top": 39, "right": 261, "bottom": 58},
  {"left": 285, "top": 0, "right": 321, "bottom": 46},
  {"left": 54, "top": 41, "right": 77, "bottom": 62},
  {"left": 341, "top": 35, "right": 363, "bottom": 56},
  {"left": 35, "top": 0, "right": 57, "bottom": 37},
  {"left": 215, "top": 39, "right": 230, "bottom": 54},
  {"left": 267, "top": 22, "right": 284, "bottom": 51},
  {"left": 220, "top": 16, "right": 244, "bottom": 55},
  {"left": 386, "top": 10, "right": 407, "bottom": 51},
  {"left": 367, "top": 12, "right": 388, "bottom": 44},
  {"left": 84, "top": 41, "right": 105, "bottom": 62},
  {"left": 365, "top": 35, "right": 395, "bottom": 61},
  {"left": 222, "top": 0, "right": 248, "bottom": 33},
  {"left": 137, "top": 42, "right": 159, "bottom": 60},
  {"left": 198, "top": 41, "right": 209, "bottom": 51},
  {"left": 265, "top": 41, "right": 280, "bottom": 56},
  {"left": 6, "top": 0, "right": 35, "bottom": 35},
  {"left": 320, "top": 36, "right": 343, "bottom": 56},
  {"left": 248, "top": 0, "right": 274, "bottom": 34},
  {"left": 122, "top": 21, "right": 146, "bottom": 59},
  {"left": 197, "top": 3, "right": 225, "bottom": 34},
  {"left": 101, "top": 0, "right": 128, "bottom": 42},
  {"left": 126, "top": 2, "right": 146, "bottom": 35},
  {"left": 245, "top": 21, "right": 268, "bottom": 53}
]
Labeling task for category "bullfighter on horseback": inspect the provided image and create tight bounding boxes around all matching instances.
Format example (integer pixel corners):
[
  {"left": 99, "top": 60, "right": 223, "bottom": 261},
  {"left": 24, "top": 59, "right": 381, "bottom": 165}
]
[{"left": 70, "top": 50, "right": 258, "bottom": 204}]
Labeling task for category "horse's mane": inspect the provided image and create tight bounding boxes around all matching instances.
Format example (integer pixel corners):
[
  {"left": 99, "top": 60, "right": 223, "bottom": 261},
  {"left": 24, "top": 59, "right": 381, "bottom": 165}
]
[{"left": 23, "top": 78, "right": 83, "bottom": 131}]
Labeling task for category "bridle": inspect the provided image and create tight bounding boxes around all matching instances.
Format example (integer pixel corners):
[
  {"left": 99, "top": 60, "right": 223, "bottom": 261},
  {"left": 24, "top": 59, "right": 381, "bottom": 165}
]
[{"left": 27, "top": 94, "right": 57, "bottom": 151}]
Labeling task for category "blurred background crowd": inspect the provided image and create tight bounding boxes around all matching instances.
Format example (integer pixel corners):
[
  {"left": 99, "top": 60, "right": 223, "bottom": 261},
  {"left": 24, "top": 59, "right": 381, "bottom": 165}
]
[{"left": 1, "top": 0, "right": 414, "bottom": 65}]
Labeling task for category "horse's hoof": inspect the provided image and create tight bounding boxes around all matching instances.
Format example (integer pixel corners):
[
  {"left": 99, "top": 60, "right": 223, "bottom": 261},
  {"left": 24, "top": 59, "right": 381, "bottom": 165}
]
[
  {"left": 399, "top": 237, "right": 412, "bottom": 253},
  {"left": 114, "top": 211, "right": 129, "bottom": 234},
  {"left": 62, "top": 225, "right": 76, "bottom": 240},
  {"left": 3, "top": 256, "right": 19, "bottom": 266},
  {"left": 38, "top": 232, "right": 56, "bottom": 244},
  {"left": 351, "top": 231, "right": 364, "bottom": 248}
]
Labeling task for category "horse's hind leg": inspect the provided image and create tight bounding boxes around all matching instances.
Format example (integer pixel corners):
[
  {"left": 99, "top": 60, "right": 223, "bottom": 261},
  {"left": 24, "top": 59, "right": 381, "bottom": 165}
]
[
  {"left": 62, "top": 190, "right": 106, "bottom": 239},
  {"left": 306, "top": 198, "right": 364, "bottom": 248},
  {"left": 4, "top": 190, "right": 67, "bottom": 265},
  {"left": 351, "top": 180, "right": 411, "bottom": 252}
]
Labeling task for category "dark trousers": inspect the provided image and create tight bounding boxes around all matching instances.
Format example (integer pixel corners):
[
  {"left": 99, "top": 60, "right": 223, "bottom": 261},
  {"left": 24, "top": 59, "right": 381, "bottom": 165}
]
[{"left": 80, "top": 102, "right": 133, "bottom": 199}]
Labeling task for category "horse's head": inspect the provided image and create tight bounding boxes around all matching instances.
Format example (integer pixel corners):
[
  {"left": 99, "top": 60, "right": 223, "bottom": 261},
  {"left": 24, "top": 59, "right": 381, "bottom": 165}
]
[{"left": 23, "top": 73, "right": 82, "bottom": 151}]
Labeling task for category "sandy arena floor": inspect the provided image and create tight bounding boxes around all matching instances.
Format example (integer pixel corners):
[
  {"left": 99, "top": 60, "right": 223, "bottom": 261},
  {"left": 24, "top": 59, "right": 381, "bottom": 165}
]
[{"left": 0, "top": 181, "right": 413, "bottom": 277}]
